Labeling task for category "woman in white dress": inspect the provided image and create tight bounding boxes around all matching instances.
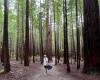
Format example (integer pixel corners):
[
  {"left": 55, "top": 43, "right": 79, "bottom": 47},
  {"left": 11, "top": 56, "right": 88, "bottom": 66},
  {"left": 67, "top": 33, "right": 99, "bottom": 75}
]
[{"left": 43, "top": 55, "right": 48, "bottom": 73}]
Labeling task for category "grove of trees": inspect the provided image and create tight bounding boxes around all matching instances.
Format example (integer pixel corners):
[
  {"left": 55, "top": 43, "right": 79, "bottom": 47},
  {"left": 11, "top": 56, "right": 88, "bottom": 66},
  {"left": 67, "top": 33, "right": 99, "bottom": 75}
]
[{"left": 0, "top": 0, "right": 100, "bottom": 74}]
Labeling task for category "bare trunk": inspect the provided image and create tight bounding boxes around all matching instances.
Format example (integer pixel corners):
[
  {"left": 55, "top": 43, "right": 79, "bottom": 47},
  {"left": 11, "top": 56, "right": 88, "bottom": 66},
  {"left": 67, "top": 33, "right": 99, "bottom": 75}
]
[
  {"left": 63, "top": 0, "right": 70, "bottom": 72},
  {"left": 24, "top": 0, "right": 29, "bottom": 66},
  {"left": 3, "top": 0, "right": 10, "bottom": 72},
  {"left": 76, "top": 0, "right": 80, "bottom": 69},
  {"left": 46, "top": 0, "right": 52, "bottom": 61},
  {"left": 83, "top": 0, "right": 100, "bottom": 73}
]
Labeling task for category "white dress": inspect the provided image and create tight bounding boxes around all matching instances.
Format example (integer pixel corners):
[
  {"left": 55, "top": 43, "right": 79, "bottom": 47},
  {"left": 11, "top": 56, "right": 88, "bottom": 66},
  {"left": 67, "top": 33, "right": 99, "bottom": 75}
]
[{"left": 43, "top": 57, "right": 48, "bottom": 66}]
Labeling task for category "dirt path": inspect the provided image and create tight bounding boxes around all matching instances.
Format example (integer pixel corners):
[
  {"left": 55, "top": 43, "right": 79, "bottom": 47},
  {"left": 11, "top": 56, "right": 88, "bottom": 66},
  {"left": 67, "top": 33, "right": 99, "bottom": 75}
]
[
  {"left": 0, "top": 61, "right": 100, "bottom": 80},
  {"left": 0, "top": 58, "right": 82, "bottom": 80},
  {"left": 27, "top": 58, "right": 79, "bottom": 80},
  {"left": 28, "top": 65, "right": 79, "bottom": 80}
]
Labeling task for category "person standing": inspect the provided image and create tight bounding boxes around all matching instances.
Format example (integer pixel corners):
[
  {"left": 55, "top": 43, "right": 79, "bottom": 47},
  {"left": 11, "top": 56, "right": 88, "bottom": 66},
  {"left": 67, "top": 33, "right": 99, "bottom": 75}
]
[{"left": 43, "top": 54, "right": 48, "bottom": 73}]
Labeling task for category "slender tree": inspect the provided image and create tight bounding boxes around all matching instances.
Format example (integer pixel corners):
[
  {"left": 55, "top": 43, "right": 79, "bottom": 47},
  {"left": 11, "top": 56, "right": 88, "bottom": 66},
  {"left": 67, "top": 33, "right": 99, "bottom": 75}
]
[
  {"left": 46, "top": 0, "right": 52, "bottom": 60},
  {"left": 16, "top": 0, "right": 19, "bottom": 61},
  {"left": 39, "top": 0, "right": 43, "bottom": 64},
  {"left": 21, "top": 0, "right": 25, "bottom": 64},
  {"left": 39, "top": 12, "right": 43, "bottom": 64},
  {"left": 76, "top": 0, "right": 80, "bottom": 69},
  {"left": 24, "top": 0, "right": 29, "bottom": 66},
  {"left": 53, "top": 0, "right": 57, "bottom": 65},
  {"left": 63, "top": 0, "right": 66, "bottom": 64},
  {"left": 70, "top": 3, "right": 74, "bottom": 64},
  {"left": 63, "top": 0, "right": 70, "bottom": 72},
  {"left": 31, "top": 0, "right": 35, "bottom": 63},
  {"left": 56, "top": 1, "right": 60, "bottom": 64}
]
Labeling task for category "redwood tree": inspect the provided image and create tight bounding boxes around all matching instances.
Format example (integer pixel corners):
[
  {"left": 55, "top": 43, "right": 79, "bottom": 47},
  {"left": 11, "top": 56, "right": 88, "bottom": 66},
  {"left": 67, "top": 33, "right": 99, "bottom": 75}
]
[
  {"left": 83, "top": 0, "right": 100, "bottom": 73},
  {"left": 16, "top": 0, "right": 19, "bottom": 61},
  {"left": 2, "top": 0, "right": 10, "bottom": 72},
  {"left": 76, "top": 0, "right": 80, "bottom": 69},
  {"left": 31, "top": 0, "right": 35, "bottom": 63},
  {"left": 46, "top": 0, "right": 52, "bottom": 60},
  {"left": 63, "top": 0, "right": 70, "bottom": 72},
  {"left": 24, "top": 0, "right": 29, "bottom": 66},
  {"left": 53, "top": 0, "right": 57, "bottom": 65}
]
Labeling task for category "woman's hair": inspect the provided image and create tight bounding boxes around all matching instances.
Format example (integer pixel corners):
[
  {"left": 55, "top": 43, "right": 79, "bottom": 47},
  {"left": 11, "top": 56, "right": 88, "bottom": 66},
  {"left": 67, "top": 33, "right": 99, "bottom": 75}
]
[{"left": 44, "top": 54, "right": 47, "bottom": 57}]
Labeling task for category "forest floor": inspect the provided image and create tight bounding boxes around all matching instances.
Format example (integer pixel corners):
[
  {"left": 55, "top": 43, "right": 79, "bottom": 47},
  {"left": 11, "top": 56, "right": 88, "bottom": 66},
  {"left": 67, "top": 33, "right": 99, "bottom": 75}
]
[{"left": 0, "top": 60, "right": 100, "bottom": 80}]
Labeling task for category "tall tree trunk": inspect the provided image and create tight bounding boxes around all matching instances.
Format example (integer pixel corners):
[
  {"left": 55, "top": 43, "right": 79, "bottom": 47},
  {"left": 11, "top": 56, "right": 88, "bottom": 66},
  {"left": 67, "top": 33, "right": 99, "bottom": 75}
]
[
  {"left": 9, "top": 36, "right": 12, "bottom": 58},
  {"left": 76, "top": 0, "right": 80, "bottom": 69},
  {"left": 32, "top": 29, "right": 35, "bottom": 63},
  {"left": 32, "top": 24, "right": 35, "bottom": 63},
  {"left": 57, "top": 30, "right": 60, "bottom": 64},
  {"left": 63, "top": 0, "right": 70, "bottom": 72},
  {"left": 24, "top": 0, "right": 29, "bottom": 66},
  {"left": 63, "top": 0, "right": 66, "bottom": 64},
  {"left": 79, "top": 0, "right": 84, "bottom": 62},
  {"left": 31, "top": 0, "right": 35, "bottom": 63},
  {"left": 70, "top": 0, "right": 76, "bottom": 64},
  {"left": 3, "top": 0, "right": 10, "bottom": 72},
  {"left": 46, "top": 0, "right": 52, "bottom": 61},
  {"left": 16, "top": 0, "right": 19, "bottom": 61},
  {"left": 21, "top": 0, "right": 25, "bottom": 64},
  {"left": 53, "top": 0, "right": 57, "bottom": 65},
  {"left": 83, "top": 0, "right": 100, "bottom": 73},
  {"left": 56, "top": 3, "right": 60, "bottom": 64},
  {"left": 39, "top": 0, "right": 43, "bottom": 64}
]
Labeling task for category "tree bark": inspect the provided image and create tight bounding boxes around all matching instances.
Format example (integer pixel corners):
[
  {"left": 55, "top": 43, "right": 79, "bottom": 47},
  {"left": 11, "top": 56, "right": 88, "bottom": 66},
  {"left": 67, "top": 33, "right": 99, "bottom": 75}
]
[
  {"left": 53, "top": 0, "right": 57, "bottom": 65},
  {"left": 63, "top": 0, "right": 70, "bottom": 72},
  {"left": 31, "top": 0, "right": 35, "bottom": 63},
  {"left": 24, "top": 0, "right": 29, "bottom": 66},
  {"left": 76, "top": 0, "right": 80, "bottom": 69},
  {"left": 3, "top": 0, "right": 10, "bottom": 72},
  {"left": 46, "top": 0, "right": 52, "bottom": 61},
  {"left": 16, "top": 0, "right": 19, "bottom": 61},
  {"left": 83, "top": 0, "right": 100, "bottom": 73}
]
